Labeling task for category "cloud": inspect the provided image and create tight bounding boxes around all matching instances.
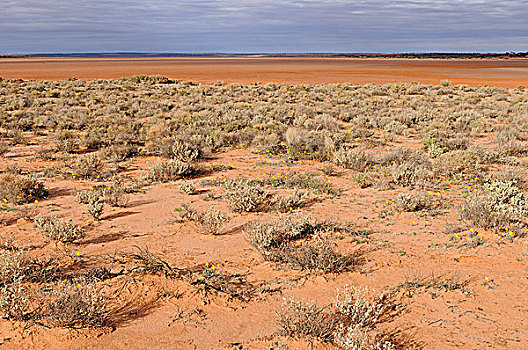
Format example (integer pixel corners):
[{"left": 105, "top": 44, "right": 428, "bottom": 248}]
[{"left": 1, "top": 0, "right": 527, "bottom": 53}]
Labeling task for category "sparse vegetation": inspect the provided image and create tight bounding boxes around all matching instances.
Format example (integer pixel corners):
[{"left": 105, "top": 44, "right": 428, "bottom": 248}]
[
  {"left": 34, "top": 216, "right": 85, "bottom": 243},
  {"left": 1, "top": 77, "right": 527, "bottom": 348}
]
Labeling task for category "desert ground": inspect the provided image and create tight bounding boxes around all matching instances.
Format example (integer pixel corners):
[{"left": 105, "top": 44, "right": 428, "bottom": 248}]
[
  {"left": 1, "top": 57, "right": 527, "bottom": 87},
  {"left": 0, "top": 69, "right": 528, "bottom": 349}
]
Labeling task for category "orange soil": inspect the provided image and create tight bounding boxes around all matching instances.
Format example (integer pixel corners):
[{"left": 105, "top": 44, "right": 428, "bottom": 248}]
[{"left": 1, "top": 57, "right": 528, "bottom": 87}]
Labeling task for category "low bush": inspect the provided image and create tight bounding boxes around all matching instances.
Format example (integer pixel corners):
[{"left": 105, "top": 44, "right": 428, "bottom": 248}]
[
  {"left": 34, "top": 216, "right": 85, "bottom": 243},
  {"left": 0, "top": 174, "right": 48, "bottom": 204},
  {"left": 140, "top": 159, "right": 196, "bottom": 184}
]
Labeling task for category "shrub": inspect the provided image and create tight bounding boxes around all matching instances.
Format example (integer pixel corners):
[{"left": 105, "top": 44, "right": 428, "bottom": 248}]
[
  {"left": 225, "top": 182, "right": 266, "bottom": 212},
  {"left": 352, "top": 172, "right": 374, "bottom": 188},
  {"left": 391, "top": 162, "right": 432, "bottom": 188},
  {"left": 246, "top": 215, "right": 314, "bottom": 251},
  {"left": 278, "top": 298, "right": 338, "bottom": 342},
  {"left": 179, "top": 181, "right": 197, "bottom": 195},
  {"left": 394, "top": 192, "right": 439, "bottom": 212},
  {"left": 462, "top": 180, "right": 528, "bottom": 234},
  {"left": 334, "top": 324, "right": 396, "bottom": 350},
  {"left": 34, "top": 216, "right": 85, "bottom": 243},
  {"left": 45, "top": 282, "right": 108, "bottom": 328},
  {"left": 140, "top": 159, "right": 195, "bottom": 184},
  {"left": 0, "top": 143, "right": 8, "bottom": 156},
  {"left": 0, "top": 279, "right": 32, "bottom": 321},
  {"left": 271, "top": 190, "right": 308, "bottom": 212},
  {"left": 277, "top": 286, "right": 399, "bottom": 347},
  {"left": 434, "top": 150, "right": 482, "bottom": 179},
  {"left": 179, "top": 204, "right": 230, "bottom": 235},
  {"left": 75, "top": 153, "right": 103, "bottom": 179},
  {"left": 0, "top": 174, "right": 48, "bottom": 204},
  {"left": 268, "top": 236, "right": 358, "bottom": 273},
  {"left": 55, "top": 130, "right": 78, "bottom": 153},
  {"left": 333, "top": 148, "right": 372, "bottom": 171}
]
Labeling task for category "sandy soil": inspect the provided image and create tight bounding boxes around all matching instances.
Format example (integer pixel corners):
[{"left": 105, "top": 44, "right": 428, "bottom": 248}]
[
  {"left": 1, "top": 143, "right": 528, "bottom": 349},
  {"left": 1, "top": 79, "right": 528, "bottom": 349},
  {"left": 1, "top": 57, "right": 527, "bottom": 87}
]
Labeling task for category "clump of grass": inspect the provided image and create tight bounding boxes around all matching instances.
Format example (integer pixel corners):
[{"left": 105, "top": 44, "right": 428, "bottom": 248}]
[
  {"left": 34, "top": 216, "right": 85, "bottom": 243},
  {"left": 178, "top": 204, "right": 230, "bottom": 235},
  {"left": 0, "top": 174, "right": 48, "bottom": 204}
]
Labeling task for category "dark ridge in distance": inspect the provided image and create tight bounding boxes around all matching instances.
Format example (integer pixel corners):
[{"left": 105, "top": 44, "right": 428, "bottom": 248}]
[{"left": 1, "top": 52, "right": 528, "bottom": 59}]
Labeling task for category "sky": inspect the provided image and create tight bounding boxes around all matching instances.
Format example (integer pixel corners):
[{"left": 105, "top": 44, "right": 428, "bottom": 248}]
[{"left": 1, "top": 0, "right": 527, "bottom": 54}]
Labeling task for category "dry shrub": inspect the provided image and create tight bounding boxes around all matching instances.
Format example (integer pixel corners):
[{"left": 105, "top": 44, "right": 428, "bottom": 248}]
[
  {"left": 179, "top": 204, "right": 230, "bottom": 235},
  {"left": 225, "top": 182, "right": 267, "bottom": 212},
  {"left": 140, "top": 159, "right": 196, "bottom": 184},
  {"left": 0, "top": 174, "right": 48, "bottom": 204},
  {"left": 334, "top": 325, "right": 397, "bottom": 350},
  {"left": 391, "top": 162, "right": 433, "bottom": 188},
  {"left": 269, "top": 236, "right": 359, "bottom": 273},
  {"left": 45, "top": 282, "right": 108, "bottom": 328},
  {"left": 278, "top": 286, "right": 401, "bottom": 348},
  {"left": 75, "top": 153, "right": 104, "bottom": 178},
  {"left": 99, "top": 144, "right": 136, "bottom": 163},
  {"left": 394, "top": 192, "right": 440, "bottom": 212},
  {"left": 246, "top": 215, "right": 314, "bottom": 251},
  {"left": 278, "top": 298, "right": 338, "bottom": 342},
  {"left": 334, "top": 148, "right": 372, "bottom": 171},
  {"left": 352, "top": 172, "right": 374, "bottom": 188},
  {"left": 0, "top": 279, "right": 32, "bottom": 321},
  {"left": 462, "top": 180, "right": 528, "bottom": 235},
  {"left": 271, "top": 190, "right": 308, "bottom": 212},
  {"left": 433, "top": 150, "right": 482, "bottom": 179},
  {"left": 0, "top": 250, "right": 58, "bottom": 284},
  {"left": 285, "top": 127, "right": 333, "bottom": 160},
  {"left": 34, "top": 216, "right": 85, "bottom": 243},
  {"left": 54, "top": 130, "right": 79, "bottom": 153},
  {"left": 0, "top": 143, "right": 8, "bottom": 156},
  {"left": 179, "top": 181, "right": 197, "bottom": 195}
]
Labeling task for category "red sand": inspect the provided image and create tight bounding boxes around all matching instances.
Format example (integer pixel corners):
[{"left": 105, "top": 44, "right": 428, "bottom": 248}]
[{"left": 1, "top": 57, "right": 527, "bottom": 87}]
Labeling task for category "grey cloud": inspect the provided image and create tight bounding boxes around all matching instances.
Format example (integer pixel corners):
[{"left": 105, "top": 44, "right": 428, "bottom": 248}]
[{"left": 1, "top": 0, "right": 527, "bottom": 53}]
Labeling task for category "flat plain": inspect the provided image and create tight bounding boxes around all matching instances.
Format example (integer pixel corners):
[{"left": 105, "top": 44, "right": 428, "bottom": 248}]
[
  {"left": 1, "top": 57, "right": 528, "bottom": 87},
  {"left": 0, "top": 68, "right": 528, "bottom": 349}
]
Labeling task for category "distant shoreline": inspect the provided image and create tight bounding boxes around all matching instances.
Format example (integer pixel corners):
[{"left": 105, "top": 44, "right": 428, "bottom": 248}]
[{"left": 1, "top": 52, "right": 528, "bottom": 59}]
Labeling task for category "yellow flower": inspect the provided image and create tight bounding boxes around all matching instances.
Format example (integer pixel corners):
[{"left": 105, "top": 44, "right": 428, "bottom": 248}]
[
  {"left": 484, "top": 276, "right": 489, "bottom": 281},
  {"left": 469, "top": 228, "right": 475, "bottom": 233},
  {"left": 75, "top": 251, "right": 80, "bottom": 256},
  {"left": 2, "top": 198, "right": 7, "bottom": 203}
]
